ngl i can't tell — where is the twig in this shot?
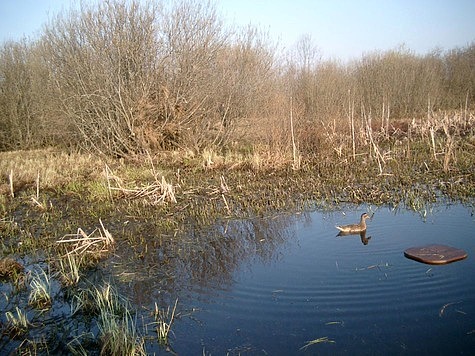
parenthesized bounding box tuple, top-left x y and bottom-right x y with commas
(31, 197, 45, 210)
(430, 127, 436, 160)
(9, 169, 14, 198)
(300, 337, 335, 351)
(439, 301, 462, 317)
(290, 96, 300, 170)
(36, 171, 40, 199)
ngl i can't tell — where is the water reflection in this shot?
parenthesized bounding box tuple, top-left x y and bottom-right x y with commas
(106, 204, 475, 354)
(173, 204, 475, 355)
(337, 229, 372, 245)
(110, 213, 298, 306)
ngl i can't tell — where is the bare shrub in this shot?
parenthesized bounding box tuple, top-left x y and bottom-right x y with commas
(42, 0, 161, 157)
(0, 40, 57, 150)
(0, 0, 473, 161)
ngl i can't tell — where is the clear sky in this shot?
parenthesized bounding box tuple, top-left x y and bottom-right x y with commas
(1, 0, 474, 61)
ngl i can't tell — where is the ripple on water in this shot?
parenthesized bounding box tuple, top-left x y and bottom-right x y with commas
(175, 204, 475, 355)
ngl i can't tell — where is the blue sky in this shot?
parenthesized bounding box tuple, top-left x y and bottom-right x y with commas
(1, 0, 474, 61)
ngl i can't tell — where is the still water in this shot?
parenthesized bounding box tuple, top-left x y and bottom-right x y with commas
(145, 204, 475, 355)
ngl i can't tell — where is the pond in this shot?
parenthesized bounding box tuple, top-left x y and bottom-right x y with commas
(3, 203, 474, 354)
(142, 203, 475, 355)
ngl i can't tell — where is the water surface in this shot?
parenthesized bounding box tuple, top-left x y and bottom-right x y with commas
(161, 204, 475, 355)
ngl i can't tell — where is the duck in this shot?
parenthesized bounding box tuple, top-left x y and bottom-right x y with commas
(335, 213, 370, 233)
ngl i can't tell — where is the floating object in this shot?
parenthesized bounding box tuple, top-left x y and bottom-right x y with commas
(404, 244, 468, 265)
(336, 213, 370, 233)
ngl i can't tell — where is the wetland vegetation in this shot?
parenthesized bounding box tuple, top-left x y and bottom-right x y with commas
(1, 0, 474, 354)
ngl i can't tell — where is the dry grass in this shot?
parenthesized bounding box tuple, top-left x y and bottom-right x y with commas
(0, 148, 105, 196)
(56, 219, 115, 258)
(54, 219, 115, 286)
(0, 111, 473, 220)
(4, 307, 30, 338)
(57, 252, 82, 287)
(300, 336, 336, 351)
(105, 164, 177, 204)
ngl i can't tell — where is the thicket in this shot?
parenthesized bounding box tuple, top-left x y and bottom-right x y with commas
(0, 0, 474, 157)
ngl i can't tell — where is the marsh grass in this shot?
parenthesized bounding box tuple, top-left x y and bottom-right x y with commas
(0, 110, 473, 355)
(28, 268, 52, 310)
(54, 220, 114, 287)
(4, 307, 30, 338)
(99, 311, 147, 356)
(16, 337, 50, 355)
(66, 333, 95, 356)
(57, 252, 81, 287)
(65, 282, 147, 354)
(152, 298, 178, 346)
(106, 164, 177, 205)
(91, 283, 146, 355)
(0, 148, 105, 196)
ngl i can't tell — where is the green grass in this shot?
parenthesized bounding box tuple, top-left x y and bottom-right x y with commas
(28, 268, 53, 310)
(91, 283, 146, 355)
(57, 252, 82, 287)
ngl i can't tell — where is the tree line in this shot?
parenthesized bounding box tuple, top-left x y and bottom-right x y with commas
(1, 0, 474, 156)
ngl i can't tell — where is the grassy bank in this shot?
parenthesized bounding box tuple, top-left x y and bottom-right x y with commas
(1, 112, 474, 354)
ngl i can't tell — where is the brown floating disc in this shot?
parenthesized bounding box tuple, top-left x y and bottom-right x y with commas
(404, 244, 468, 265)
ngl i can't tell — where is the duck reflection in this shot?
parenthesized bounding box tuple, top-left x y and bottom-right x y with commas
(337, 229, 372, 245)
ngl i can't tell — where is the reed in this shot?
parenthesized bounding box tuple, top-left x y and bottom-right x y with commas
(290, 96, 301, 170)
(106, 164, 177, 205)
(56, 219, 114, 259)
(8, 169, 14, 197)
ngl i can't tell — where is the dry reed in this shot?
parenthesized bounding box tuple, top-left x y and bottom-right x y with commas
(56, 219, 114, 258)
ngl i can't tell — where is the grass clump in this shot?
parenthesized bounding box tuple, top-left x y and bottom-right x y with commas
(152, 299, 178, 346)
(56, 219, 114, 258)
(28, 268, 52, 310)
(4, 307, 30, 338)
(92, 283, 146, 355)
(54, 220, 115, 287)
(57, 252, 82, 287)
(68, 282, 147, 355)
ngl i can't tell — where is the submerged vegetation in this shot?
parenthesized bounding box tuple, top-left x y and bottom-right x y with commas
(0, 0, 474, 353)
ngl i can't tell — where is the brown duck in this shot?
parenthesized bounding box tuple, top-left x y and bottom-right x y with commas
(335, 213, 370, 233)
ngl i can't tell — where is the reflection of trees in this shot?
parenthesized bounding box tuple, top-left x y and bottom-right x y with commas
(112, 214, 297, 306)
